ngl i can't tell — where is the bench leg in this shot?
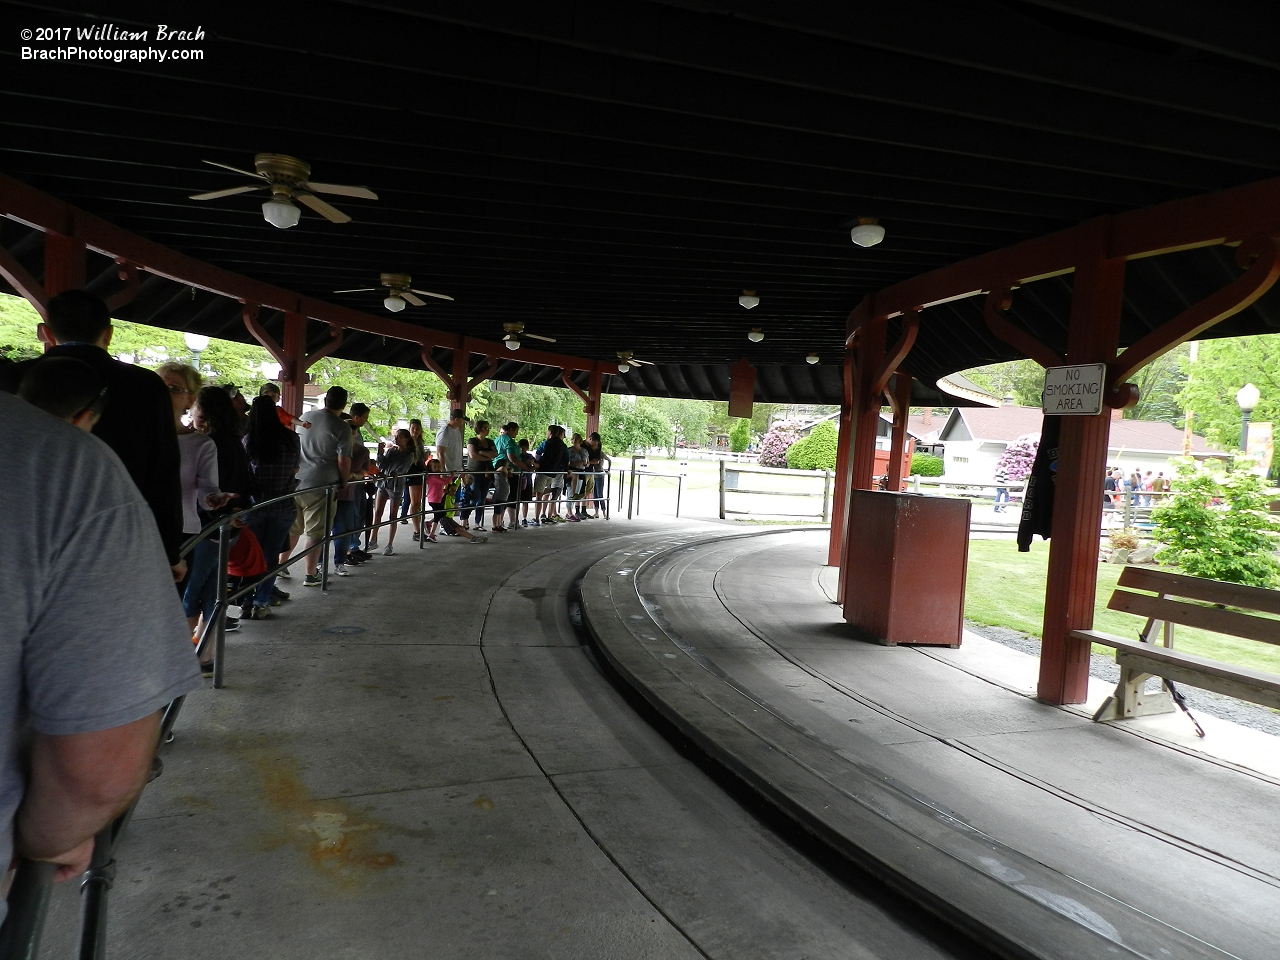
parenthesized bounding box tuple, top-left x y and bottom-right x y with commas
(1092, 666, 1175, 721)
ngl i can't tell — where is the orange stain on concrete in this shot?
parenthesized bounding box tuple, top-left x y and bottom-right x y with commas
(248, 751, 396, 884)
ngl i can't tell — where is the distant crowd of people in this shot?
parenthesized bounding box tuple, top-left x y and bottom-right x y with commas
(1104, 466, 1169, 509)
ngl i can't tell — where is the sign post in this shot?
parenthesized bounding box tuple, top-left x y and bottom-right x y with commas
(1042, 363, 1105, 416)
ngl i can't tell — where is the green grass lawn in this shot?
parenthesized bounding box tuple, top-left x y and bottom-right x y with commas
(965, 540, 1280, 675)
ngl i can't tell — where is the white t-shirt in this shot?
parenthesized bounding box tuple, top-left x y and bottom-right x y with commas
(1, 393, 201, 924)
(435, 423, 464, 473)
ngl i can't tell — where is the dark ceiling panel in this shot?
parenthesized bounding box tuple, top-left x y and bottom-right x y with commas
(2, 1, 1279, 403)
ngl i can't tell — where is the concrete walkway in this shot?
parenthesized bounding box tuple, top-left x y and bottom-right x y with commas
(35, 518, 987, 959)
(588, 529, 1280, 960)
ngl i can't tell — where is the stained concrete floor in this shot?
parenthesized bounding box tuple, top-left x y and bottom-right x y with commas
(35, 518, 987, 959)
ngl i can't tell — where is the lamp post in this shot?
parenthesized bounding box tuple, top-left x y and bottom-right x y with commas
(184, 332, 210, 376)
(1236, 382, 1260, 452)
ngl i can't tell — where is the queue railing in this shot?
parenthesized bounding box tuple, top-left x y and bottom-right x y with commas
(0, 462, 613, 959)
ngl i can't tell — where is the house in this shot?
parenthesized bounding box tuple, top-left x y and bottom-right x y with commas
(937, 404, 1221, 483)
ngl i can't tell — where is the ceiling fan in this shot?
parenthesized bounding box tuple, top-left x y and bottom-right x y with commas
(502, 322, 557, 351)
(333, 273, 454, 313)
(615, 351, 655, 374)
(188, 153, 377, 228)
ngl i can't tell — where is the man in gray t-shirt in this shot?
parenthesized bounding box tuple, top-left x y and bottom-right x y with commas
(1, 392, 200, 925)
(292, 387, 353, 584)
(434, 408, 467, 475)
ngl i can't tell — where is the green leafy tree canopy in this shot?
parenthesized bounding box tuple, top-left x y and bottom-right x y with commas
(728, 418, 751, 452)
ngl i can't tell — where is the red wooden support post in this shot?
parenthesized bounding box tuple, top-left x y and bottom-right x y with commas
(886, 373, 912, 491)
(1038, 244, 1126, 705)
(450, 341, 470, 408)
(826, 345, 855, 567)
(848, 316, 887, 490)
(44, 232, 85, 295)
(586, 363, 603, 436)
(279, 312, 307, 420)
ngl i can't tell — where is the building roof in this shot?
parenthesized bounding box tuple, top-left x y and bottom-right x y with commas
(940, 405, 1211, 453)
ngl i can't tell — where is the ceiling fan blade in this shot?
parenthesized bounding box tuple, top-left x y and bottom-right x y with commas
(296, 192, 352, 223)
(632, 358, 655, 365)
(526, 333, 557, 342)
(400, 291, 426, 307)
(188, 184, 265, 200)
(409, 289, 455, 301)
(201, 159, 267, 179)
(303, 181, 378, 200)
(332, 287, 377, 293)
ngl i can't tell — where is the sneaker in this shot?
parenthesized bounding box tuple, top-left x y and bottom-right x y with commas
(250, 605, 271, 620)
(568, 515, 581, 522)
(367, 539, 379, 550)
(383, 545, 394, 556)
(271, 586, 291, 602)
(521, 519, 529, 527)
(348, 549, 371, 563)
(426, 534, 438, 543)
(469, 535, 489, 544)
(400, 518, 409, 525)
(335, 564, 352, 577)
(412, 532, 420, 541)
(303, 574, 322, 587)
(200, 660, 214, 677)
(224, 617, 240, 632)
(277, 566, 292, 579)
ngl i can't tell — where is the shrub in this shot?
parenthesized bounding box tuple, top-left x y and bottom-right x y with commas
(1151, 457, 1280, 587)
(996, 433, 1039, 481)
(757, 420, 804, 467)
(728, 418, 751, 452)
(911, 452, 944, 477)
(1108, 530, 1139, 551)
(786, 421, 839, 470)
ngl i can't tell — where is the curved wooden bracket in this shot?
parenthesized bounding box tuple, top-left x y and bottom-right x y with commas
(467, 357, 498, 396)
(0, 244, 47, 318)
(302, 324, 344, 371)
(242, 303, 291, 376)
(105, 259, 139, 311)
(1105, 234, 1280, 406)
(872, 310, 919, 396)
(420, 347, 452, 387)
(561, 369, 590, 405)
(984, 289, 1063, 369)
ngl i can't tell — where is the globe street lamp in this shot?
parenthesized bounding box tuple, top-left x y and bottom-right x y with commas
(1236, 382, 1260, 451)
(184, 332, 211, 375)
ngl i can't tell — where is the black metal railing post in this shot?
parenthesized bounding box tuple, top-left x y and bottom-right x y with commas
(212, 522, 232, 690)
(0, 860, 57, 960)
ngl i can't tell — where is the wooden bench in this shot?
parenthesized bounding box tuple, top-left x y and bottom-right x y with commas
(1071, 566, 1280, 724)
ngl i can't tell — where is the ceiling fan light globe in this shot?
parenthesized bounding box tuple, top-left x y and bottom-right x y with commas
(738, 294, 760, 310)
(505, 338, 520, 351)
(262, 198, 301, 229)
(850, 222, 886, 247)
(748, 329, 765, 343)
(617, 362, 630, 374)
(383, 295, 406, 313)
(806, 353, 820, 365)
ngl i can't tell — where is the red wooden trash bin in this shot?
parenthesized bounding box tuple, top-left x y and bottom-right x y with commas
(842, 490, 970, 647)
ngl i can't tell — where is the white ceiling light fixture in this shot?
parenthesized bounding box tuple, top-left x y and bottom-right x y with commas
(334, 273, 455, 312)
(738, 289, 760, 309)
(183, 332, 211, 353)
(617, 362, 631, 373)
(262, 196, 301, 229)
(505, 337, 521, 351)
(850, 216, 886, 248)
(383, 293, 406, 313)
(748, 327, 765, 343)
(616, 350, 654, 372)
(806, 353, 820, 365)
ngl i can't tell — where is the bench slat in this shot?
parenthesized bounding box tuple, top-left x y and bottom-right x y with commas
(1071, 629, 1280, 711)
(1107, 590, 1280, 646)
(1117, 566, 1280, 617)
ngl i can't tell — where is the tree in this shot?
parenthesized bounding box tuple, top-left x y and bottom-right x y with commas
(757, 420, 804, 467)
(962, 359, 1044, 407)
(476, 382, 585, 440)
(309, 357, 447, 438)
(786, 421, 838, 470)
(602, 400, 671, 455)
(1151, 457, 1280, 587)
(728, 418, 751, 452)
(1178, 334, 1280, 450)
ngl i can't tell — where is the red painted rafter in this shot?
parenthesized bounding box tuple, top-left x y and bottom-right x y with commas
(0, 172, 615, 375)
(983, 289, 1064, 370)
(0, 244, 48, 318)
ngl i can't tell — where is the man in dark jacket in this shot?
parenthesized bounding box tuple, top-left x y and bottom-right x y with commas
(1, 290, 186, 578)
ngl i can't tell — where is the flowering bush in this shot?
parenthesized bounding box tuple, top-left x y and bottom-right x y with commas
(996, 433, 1039, 481)
(757, 420, 804, 467)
